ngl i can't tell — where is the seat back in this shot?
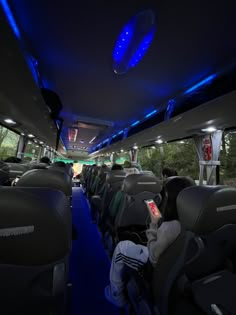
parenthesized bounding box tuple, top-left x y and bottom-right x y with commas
(0, 161, 9, 185)
(16, 169, 72, 197)
(114, 174, 162, 229)
(6, 162, 29, 181)
(160, 176, 196, 221)
(152, 185, 236, 315)
(100, 170, 127, 218)
(0, 186, 71, 313)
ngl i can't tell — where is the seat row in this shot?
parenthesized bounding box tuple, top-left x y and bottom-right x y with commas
(83, 164, 236, 314)
(0, 162, 74, 314)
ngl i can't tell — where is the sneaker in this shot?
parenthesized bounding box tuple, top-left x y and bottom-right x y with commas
(104, 285, 127, 308)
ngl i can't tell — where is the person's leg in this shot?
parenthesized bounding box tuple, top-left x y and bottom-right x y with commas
(105, 240, 149, 307)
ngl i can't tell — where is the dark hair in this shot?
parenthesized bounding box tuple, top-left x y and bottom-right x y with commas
(40, 156, 51, 165)
(162, 167, 178, 178)
(53, 161, 66, 168)
(111, 164, 123, 171)
(4, 156, 22, 163)
(70, 163, 73, 166)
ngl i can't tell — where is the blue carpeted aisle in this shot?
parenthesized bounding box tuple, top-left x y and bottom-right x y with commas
(69, 187, 119, 315)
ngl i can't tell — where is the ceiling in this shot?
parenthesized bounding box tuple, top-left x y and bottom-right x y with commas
(2, 0, 236, 155)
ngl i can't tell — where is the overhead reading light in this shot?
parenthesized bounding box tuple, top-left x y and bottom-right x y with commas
(28, 134, 35, 138)
(155, 139, 163, 144)
(151, 146, 156, 149)
(113, 9, 156, 74)
(145, 109, 157, 119)
(80, 140, 85, 144)
(201, 126, 217, 133)
(39, 141, 44, 145)
(28, 141, 32, 145)
(89, 136, 96, 144)
(21, 133, 25, 136)
(184, 74, 217, 95)
(120, 149, 124, 153)
(179, 141, 185, 144)
(133, 145, 138, 150)
(4, 118, 16, 125)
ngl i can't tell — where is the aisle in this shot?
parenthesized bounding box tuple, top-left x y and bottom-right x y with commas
(69, 187, 119, 315)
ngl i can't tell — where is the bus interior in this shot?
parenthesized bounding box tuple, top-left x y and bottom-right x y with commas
(0, 0, 236, 314)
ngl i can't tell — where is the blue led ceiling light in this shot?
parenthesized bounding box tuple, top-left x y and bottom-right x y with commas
(131, 120, 140, 127)
(145, 109, 157, 119)
(184, 74, 217, 95)
(0, 0, 20, 39)
(113, 9, 156, 74)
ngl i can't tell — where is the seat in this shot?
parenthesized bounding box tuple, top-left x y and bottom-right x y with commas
(111, 174, 162, 244)
(0, 161, 10, 185)
(16, 169, 72, 197)
(152, 185, 236, 315)
(6, 162, 29, 181)
(160, 176, 196, 221)
(0, 186, 72, 314)
(98, 170, 127, 228)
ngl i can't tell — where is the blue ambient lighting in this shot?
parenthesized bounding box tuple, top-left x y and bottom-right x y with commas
(0, 0, 20, 39)
(118, 130, 124, 135)
(131, 120, 140, 127)
(128, 29, 155, 68)
(113, 9, 156, 74)
(113, 25, 133, 64)
(145, 109, 157, 119)
(184, 74, 217, 95)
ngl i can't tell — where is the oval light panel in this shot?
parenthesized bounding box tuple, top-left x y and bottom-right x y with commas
(113, 9, 156, 75)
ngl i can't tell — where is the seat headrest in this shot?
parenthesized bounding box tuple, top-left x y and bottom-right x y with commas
(106, 170, 127, 184)
(16, 169, 72, 196)
(123, 174, 162, 195)
(177, 185, 236, 234)
(162, 176, 196, 221)
(28, 162, 48, 170)
(0, 187, 71, 265)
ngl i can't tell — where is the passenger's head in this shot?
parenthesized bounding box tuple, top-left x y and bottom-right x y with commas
(123, 160, 131, 168)
(162, 167, 178, 178)
(4, 156, 22, 163)
(53, 161, 66, 168)
(40, 156, 51, 165)
(111, 164, 123, 171)
(70, 163, 73, 166)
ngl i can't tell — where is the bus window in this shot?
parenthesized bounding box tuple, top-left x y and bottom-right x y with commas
(24, 141, 41, 162)
(220, 131, 236, 187)
(139, 139, 198, 179)
(0, 125, 20, 160)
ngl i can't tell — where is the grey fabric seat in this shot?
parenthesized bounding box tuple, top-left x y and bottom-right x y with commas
(0, 161, 9, 185)
(0, 186, 72, 314)
(16, 169, 72, 197)
(6, 163, 29, 181)
(126, 185, 236, 315)
(114, 174, 162, 228)
(98, 170, 127, 225)
(152, 185, 236, 315)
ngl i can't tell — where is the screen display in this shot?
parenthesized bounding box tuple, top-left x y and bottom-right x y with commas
(145, 199, 162, 219)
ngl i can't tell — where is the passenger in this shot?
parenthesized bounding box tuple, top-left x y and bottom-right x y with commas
(111, 164, 123, 171)
(123, 160, 140, 175)
(53, 161, 66, 167)
(40, 156, 51, 165)
(162, 167, 178, 178)
(104, 210, 180, 307)
(4, 156, 22, 163)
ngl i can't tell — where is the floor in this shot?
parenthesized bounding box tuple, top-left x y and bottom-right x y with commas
(69, 187, 119, 315)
